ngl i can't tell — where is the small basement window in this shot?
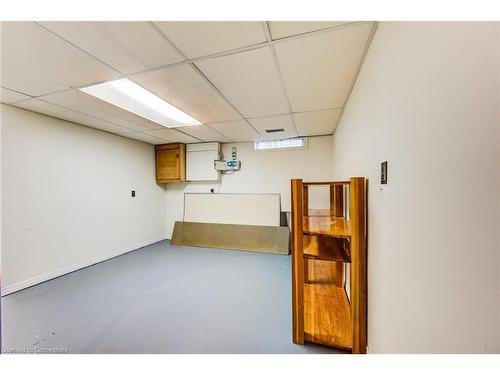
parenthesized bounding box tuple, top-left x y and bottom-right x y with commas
(254, 137, 307, 151)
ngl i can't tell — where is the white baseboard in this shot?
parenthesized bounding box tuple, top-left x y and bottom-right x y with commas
(1, 237, 165, 296)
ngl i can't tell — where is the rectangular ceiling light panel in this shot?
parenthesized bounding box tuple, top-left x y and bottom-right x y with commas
(80, 78, 201, 128)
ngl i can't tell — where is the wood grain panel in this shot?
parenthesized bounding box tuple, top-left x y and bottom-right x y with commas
(303, 235, 350, 263)
(156, 143, 186, 183)
(303, 216, 351, 238)
(303, 185, 309, 214)
(349, 177, 367, 354)
(304, 282, 352, 350)
(291, 179, 305, 344)
(290, 176, 366, 353)
(332, 184, 344, 217)
(303, 181, 350, 186)
(304, 260, 351, 350)
(306, 259, 344, 286)
(170, 221, 289, 255)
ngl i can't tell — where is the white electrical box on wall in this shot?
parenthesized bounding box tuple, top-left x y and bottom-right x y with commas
(186, 142, 221, 181)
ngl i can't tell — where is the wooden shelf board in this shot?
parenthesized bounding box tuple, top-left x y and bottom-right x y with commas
(303, 235, 351, 263)
(303, 216, 351, 238)
(307, 209, 333, 217)
(304, 283, 352, 350)
(303, 181, 350, 186)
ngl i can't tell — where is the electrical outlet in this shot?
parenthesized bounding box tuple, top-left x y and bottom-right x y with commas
(131, 190, 136, 197)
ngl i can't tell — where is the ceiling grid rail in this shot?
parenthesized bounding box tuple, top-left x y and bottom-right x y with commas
(37, 97, 200, 142)
(261, 21, 299, 136)
(29, 22, 205, 143)
(148, 21, 260, 141)
(128, 21, 367, 78)
(34, 22, 125, 76)
(4, 21, 370, 103)
(2, 21, 377, 144)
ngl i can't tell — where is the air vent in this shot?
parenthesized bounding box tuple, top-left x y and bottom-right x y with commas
(265, 128, 285, 133)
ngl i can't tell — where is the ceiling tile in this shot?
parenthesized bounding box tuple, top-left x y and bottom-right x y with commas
(275, 22, 373, 112)
(208, 120, 260, 142)
(1, 87, 31, 104)
(247, 114, 298, 140)
(117, 132, 166, 145)
(139, 128, 200, 143)
(131, 64, 242, 124)
(268, 21, 351, 40)
(196, 47, 290, 118)
(154, 21, 266, 58)
(178, 124, 232, 143)
(40, 89, 165, 132)
(293, 108, 342, 136)
(0, 22, 120, 96)
(39, 21, 184, 75)
(13, 98, 133, 134)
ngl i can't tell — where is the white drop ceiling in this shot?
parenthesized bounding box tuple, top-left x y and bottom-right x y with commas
(38, 22, 185, 75)
(153, 22, 267, 58)
(196, 47, 291, 118)
(1, 87, 31, 104)
(268, 21, 351, 39)
(293, 108, 343, 136)
(248, 114, 298, 140)
(1, 21, 376, 145)
(130, 64, 242, 124)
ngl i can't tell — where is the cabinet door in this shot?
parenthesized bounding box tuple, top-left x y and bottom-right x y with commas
(157, 147, 180, 181)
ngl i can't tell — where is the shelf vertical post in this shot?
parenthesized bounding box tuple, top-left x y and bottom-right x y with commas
(349, 177, 367, 354)
(331, 184, 344, 217)
(291, 179, 305, 344)
(303, 185, 309, 216)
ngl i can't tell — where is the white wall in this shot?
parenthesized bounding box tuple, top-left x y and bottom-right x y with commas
(165, 136, 333, 238)
(331, 22, 500, 353)
(1, 105, 166, 294)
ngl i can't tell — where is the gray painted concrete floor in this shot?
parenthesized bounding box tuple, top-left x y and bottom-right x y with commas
(1, 240, 343, 354)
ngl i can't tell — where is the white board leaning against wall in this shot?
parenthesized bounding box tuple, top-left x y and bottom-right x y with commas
(183, 193, 281, 227)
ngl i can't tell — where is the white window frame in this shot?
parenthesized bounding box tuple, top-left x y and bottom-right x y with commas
(254, 137, 308, 152)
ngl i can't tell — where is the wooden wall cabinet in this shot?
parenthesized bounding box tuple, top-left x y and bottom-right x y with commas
(155, 143, 186, 183)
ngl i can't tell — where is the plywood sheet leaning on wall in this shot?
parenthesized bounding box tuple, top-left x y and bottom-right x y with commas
(170, 221, 290, 255)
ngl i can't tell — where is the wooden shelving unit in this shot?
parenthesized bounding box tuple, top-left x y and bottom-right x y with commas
(291, 177, 367, 353)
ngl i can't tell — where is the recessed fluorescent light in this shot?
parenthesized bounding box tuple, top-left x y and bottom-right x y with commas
(80, 78, 201, 128)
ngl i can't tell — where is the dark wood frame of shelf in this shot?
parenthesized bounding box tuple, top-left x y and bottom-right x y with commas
(291, 177, 367, 354)
(303, 234, 351, 263)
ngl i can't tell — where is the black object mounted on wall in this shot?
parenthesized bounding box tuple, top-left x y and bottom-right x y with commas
(381, 161, 388, 184)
